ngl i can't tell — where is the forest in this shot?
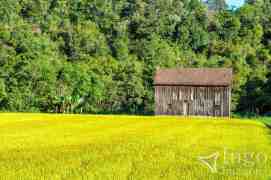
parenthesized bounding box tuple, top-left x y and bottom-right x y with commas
(0, 0, 270, 115)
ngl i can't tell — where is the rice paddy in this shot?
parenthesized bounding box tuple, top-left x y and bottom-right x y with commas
(0, 113, 270, 179)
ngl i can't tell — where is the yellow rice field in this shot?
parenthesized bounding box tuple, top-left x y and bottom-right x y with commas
(0, 113, 270, 179)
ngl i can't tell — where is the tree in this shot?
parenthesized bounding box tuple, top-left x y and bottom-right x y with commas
(0, 0, 271, 115)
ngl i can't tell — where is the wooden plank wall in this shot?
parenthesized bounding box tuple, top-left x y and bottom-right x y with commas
(155, 86, 230, 117)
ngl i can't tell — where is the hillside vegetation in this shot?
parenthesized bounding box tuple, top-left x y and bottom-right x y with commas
(0, 114, 270, 179)
(0, 1, 271, 114)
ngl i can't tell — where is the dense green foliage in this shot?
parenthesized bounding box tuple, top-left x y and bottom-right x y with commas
(0, 0, 271, 114)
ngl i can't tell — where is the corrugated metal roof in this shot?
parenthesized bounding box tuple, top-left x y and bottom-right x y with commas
(154, 68, 232, 86)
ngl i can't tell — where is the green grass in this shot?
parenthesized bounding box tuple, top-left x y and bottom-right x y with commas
(256, 117, 271, 126)
(0, 113, 270, 180)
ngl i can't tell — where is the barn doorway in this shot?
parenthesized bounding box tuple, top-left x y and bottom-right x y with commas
(167, 103, 173, 115)
(183, 101, 188, 116)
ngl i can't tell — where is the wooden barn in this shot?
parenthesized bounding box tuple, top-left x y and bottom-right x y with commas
(154, 68, 232, 117)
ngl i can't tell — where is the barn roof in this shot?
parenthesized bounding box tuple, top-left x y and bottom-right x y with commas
(154, 68, 232, 86)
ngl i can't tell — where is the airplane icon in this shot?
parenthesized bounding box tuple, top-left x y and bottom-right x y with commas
(198, 152, 219, 173)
